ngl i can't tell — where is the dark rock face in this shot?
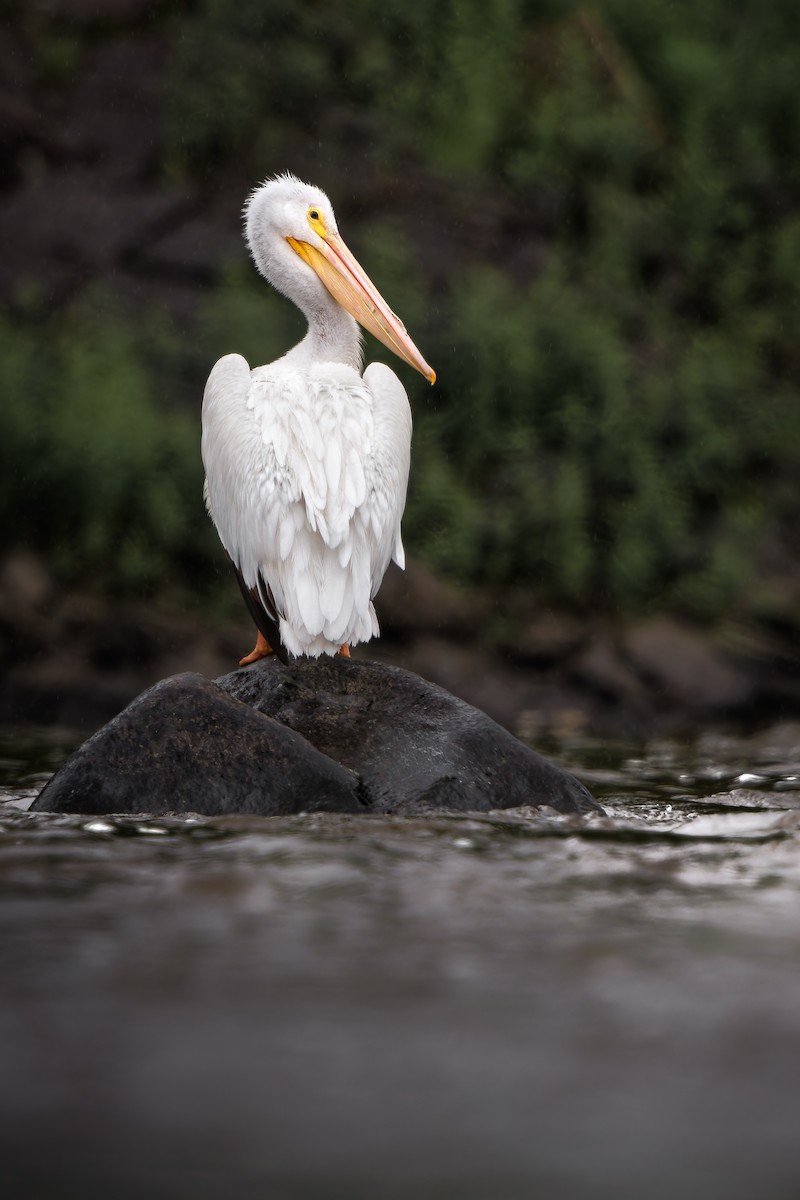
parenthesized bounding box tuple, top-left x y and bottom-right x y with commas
(622, 618, 753, 710)
(31, 673, 364, 818)
(219, 657, 597, 815)
(33, 659, 598, 818)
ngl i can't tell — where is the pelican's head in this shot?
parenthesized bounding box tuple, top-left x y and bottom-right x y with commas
(245, 173, 435, 384)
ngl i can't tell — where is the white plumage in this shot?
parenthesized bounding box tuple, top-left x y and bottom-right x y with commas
(201, 174, 434, 662)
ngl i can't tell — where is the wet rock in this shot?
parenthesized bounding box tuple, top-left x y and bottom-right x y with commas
(379, 635, 539, 732)
(33, 660, 598, 818)
(218, 656, 598, 816)
(32, 673, 364, 817)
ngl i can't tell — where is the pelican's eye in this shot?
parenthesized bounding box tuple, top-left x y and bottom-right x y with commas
(307, 207, 327, 237)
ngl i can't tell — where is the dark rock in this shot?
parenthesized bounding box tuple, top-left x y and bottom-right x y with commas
(511, 612, 588, 666)
(0, 650, 144, 731)
(33, 660, 598, 818)
(378, 636, 540, 733)
(0, 551, 53, 617)
(376, 560, 476, 637)
(622, 618, 753, 711)
(571, 632, 650, 705)
(218, 657, 598, 816)
(31, 673, 364, 817)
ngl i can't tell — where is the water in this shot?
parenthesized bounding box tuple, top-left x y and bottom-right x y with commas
(3, 722, 800, 1199)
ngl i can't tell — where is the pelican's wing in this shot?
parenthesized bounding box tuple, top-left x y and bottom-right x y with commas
(203, 356, 412, 657)
(362, 361, 413, 595)
(201, 353, 290, 661)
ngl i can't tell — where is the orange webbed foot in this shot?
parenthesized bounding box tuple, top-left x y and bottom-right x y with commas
(239, 631, 275, 667)
(338, 643, 351, 658)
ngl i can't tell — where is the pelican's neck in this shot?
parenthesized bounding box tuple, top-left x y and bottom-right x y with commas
(298, 298, 362, 371)
(277, 285, 362, 374)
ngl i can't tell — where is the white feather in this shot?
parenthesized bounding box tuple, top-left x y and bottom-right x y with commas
(202, 353, 412, 657)
(201, 176, 416, 658)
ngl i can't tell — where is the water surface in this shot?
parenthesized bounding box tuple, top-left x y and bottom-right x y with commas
(3, 723, 800, 1199)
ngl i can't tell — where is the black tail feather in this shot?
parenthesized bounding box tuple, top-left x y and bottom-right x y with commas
(227, 553, 289, 664)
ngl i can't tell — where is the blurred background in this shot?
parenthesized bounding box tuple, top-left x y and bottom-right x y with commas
(1, 0, 799, 733)
(5, 10, 800, 1200)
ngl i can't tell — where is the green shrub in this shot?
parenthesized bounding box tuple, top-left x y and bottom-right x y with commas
(0, 302, 213, 598)
(3, 0, 799, 626)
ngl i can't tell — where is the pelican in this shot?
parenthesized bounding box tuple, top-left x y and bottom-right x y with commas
(201, 174, 435, 665)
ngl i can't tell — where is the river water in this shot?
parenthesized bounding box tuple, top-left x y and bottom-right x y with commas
(3, 722, 800, 1199)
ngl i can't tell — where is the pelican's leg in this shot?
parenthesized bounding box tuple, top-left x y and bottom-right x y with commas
(338, 644, 351, 658)
(239, 631, 274, 667)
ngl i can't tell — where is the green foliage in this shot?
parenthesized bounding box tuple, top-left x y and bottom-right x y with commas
(199, 265, 305, 375)
(3, 0, 800, 623)
(0, 301, 214, 597)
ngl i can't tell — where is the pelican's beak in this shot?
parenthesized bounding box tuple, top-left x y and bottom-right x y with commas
(287, 233, 436, 384)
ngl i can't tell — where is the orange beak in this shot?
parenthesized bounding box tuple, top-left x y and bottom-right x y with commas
(287, 232, 436, 384)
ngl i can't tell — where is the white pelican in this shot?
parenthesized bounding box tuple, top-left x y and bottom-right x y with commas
(201, 174, 435, 665)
